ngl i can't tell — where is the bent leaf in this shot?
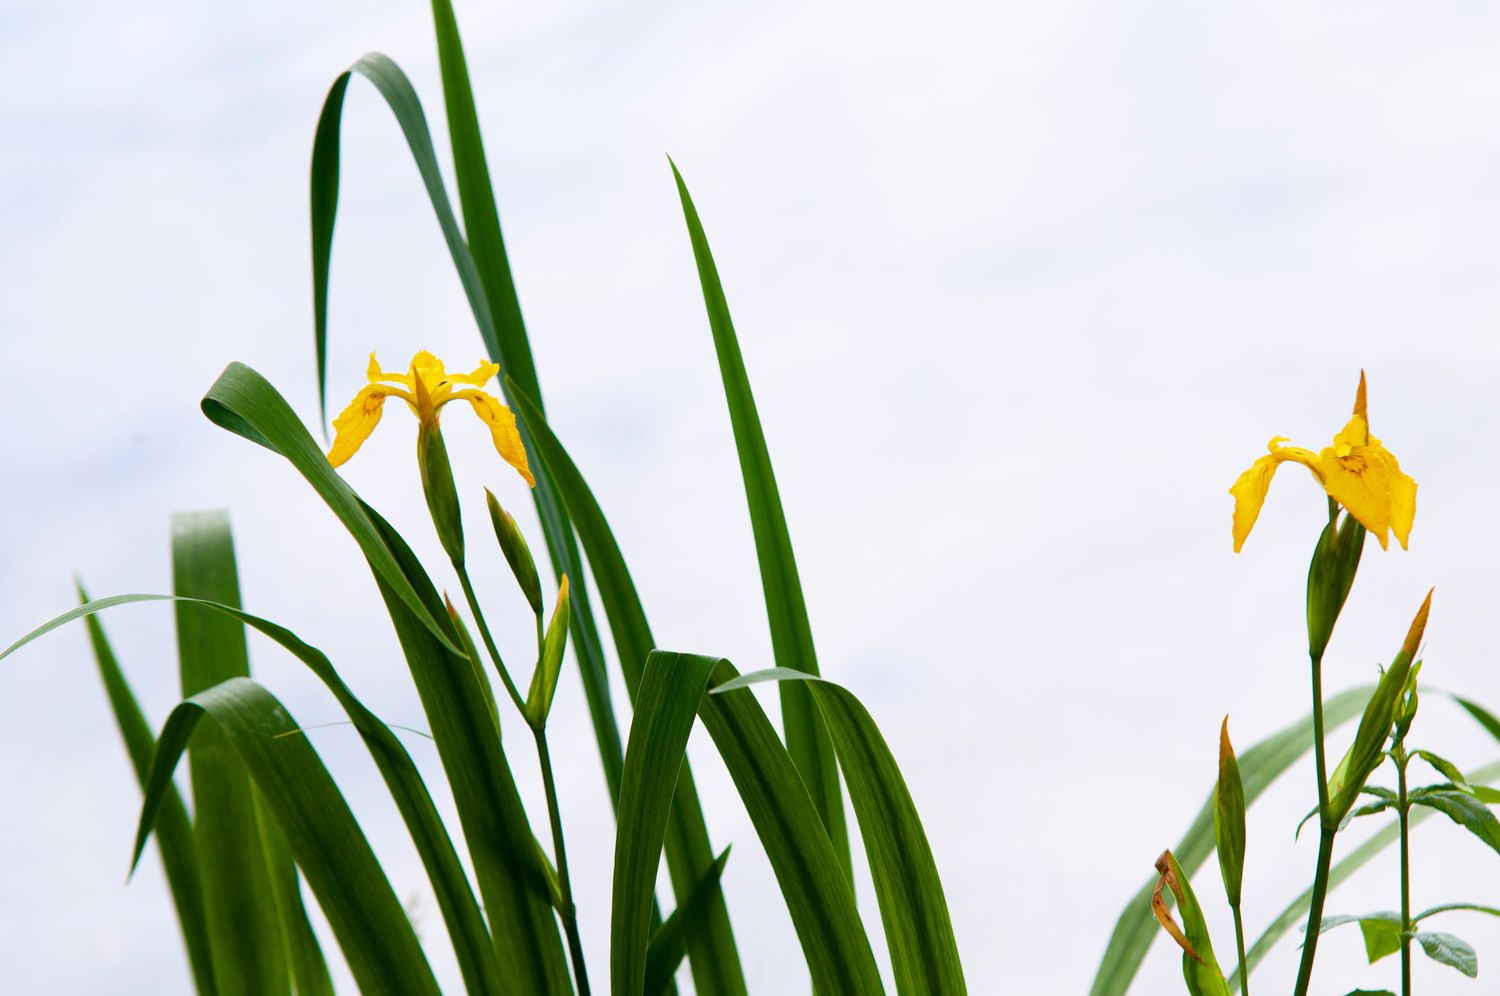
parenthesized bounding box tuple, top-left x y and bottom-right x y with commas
(5, 592, 505, 996)
(171, 512, 290, 996)
(712, 667, 966, 993)
(1152, 850, 1230, 996)
(611, 652, 722, 996)
(199, 362, 460, 655)
(76, 587, 217, 996)
(694, 655, 885, 994)
(309, 43, 627, 813)
(133, 678, 441, 996)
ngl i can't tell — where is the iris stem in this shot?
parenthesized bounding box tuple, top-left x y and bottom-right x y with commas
(536, 727, 590, 996)
(1292, 651, 1334, 996)
(454, 551, 589, 992)
(454, 561, 527, 715)
(1230, 900, 1254, 996)
(1397, 749, 1412, 996)
(1232, 903, 1249, 996)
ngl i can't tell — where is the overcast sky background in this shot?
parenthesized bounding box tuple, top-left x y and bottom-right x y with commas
(6, 0, 1500, 992)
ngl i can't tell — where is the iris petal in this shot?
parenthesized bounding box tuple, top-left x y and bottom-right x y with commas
(328, 385, 390, 467)
(453, 389, 535, 487)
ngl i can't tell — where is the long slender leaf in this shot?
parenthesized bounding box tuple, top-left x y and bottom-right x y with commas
(644, 849, 733, 996)
(1090, 684, 1375, 996)
(132, 678, 441, 996)
(805, 681, 964, 993)
(670, 161, 850, 880)
(256, 805, 336, 996)
(362, 502, 573, 996)
(4, 592, 506, 996)
(308, 45, 627, 806)
(513, 380, 745, 995)
(713, 669, 966, 994)
(76, 587, 217, 996)
(694, 654, 885, 994)
(612, 652, 722, 996)
(198, 362, 460, 655)
(171, 511, 289, 996)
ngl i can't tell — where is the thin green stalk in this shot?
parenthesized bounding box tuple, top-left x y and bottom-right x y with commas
(457, 552, 590, 994)
(454, 563, 526, 714)
(1292, 653, 1334, 996)
(1397, 752, 1412, 996)
(535, 729, 590, 996)
(1232, 905, 1249, 996)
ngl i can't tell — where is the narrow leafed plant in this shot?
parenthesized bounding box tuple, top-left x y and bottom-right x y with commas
(1097, 375, 1500, 995)
(1, 2, 969, 994)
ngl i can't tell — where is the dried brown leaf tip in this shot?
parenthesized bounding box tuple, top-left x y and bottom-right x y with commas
(1151, 850, 1204, 964)
(1219, 716, 1233, 768)
(1400, 588, 1434, 661)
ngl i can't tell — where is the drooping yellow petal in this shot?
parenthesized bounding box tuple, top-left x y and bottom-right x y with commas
(445, 359, 500, 388)
(328, 385, 392, 467)
(1388, 455, 1417, 550)
(453, 389, 536, 487)
(1229, 439, 1323, 552)
(1229, 372, 1417, 554)
(1230, 453, 1279, 554)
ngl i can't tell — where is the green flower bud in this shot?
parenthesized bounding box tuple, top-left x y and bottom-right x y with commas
(486, 489, 543, 616)
(525, 576, 571, 728)
(418, 422, 465, 565)
(1306, 509, 1365, 660)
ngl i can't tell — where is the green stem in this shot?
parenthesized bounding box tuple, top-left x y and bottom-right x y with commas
(535, 728, 590, 996)
(1293, 828, 1336, 996)
(1398, 753, 1412, 996)
(1232, 903, 1249, 996)
(454, 561, 526, 715)
(1292, 653, 1334, 996)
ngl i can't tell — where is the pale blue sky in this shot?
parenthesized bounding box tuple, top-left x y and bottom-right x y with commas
(6, 0, 1500, 992)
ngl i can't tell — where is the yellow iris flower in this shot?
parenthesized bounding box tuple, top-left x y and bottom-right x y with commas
(1230, 373, 1415, 553)
(327, 350, 535, 487)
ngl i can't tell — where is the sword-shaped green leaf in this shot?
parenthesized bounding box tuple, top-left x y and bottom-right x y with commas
(76, 587, 217, 996)
(134, 678, 441, 996)
(171, 512, 289, 996)
(669, 162, 850, 881)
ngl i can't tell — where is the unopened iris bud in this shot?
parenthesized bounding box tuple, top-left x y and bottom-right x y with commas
(1306, 510, 1365, 660)
(419, 422, 465, 565)
(525, 576, 571, 728)
(486, 489, 543, 616)
(1214, 718, 1246, 909)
